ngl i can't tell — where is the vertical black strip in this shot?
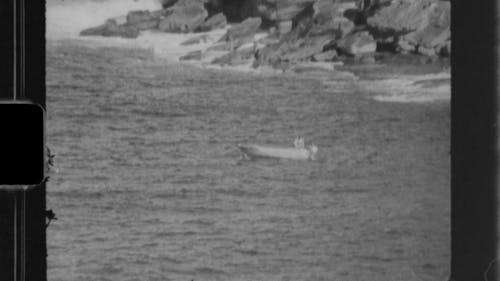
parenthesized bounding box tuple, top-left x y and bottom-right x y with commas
(25, 0, 45, 108)
(451, 0, 498, 280)
(0, 0, 14, 100)
(24, 0, 47, 280)
(0, 0, 16, 279)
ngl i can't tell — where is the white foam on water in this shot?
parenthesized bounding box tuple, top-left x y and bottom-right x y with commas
(46, 0, 162, 39)
(140, 28, 230, 61)
(369, 72, 451, 103)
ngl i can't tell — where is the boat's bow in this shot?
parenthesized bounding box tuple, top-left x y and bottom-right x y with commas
(237, 143, 318, 160)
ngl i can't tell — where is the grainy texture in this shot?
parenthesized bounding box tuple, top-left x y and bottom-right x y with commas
(46, 41, 450, 281)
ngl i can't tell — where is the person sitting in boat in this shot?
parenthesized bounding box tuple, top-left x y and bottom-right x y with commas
(294, 136, 305, 149)
(307, 144, 318, 160)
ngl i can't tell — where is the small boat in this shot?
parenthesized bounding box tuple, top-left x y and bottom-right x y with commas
(237, 143, 318, 160)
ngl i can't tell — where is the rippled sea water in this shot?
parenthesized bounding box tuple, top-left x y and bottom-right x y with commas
(46, 40, 450, 281)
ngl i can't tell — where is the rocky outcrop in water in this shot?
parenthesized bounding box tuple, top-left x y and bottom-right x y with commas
(337, 31, 377, 55)
(179, 50, 203, 60)
(367, 0, 450, 56)
(158, 0, 209, 32)
(253, 0, 360, 67)
(212, 17, 262, 51)
(211, 46, 257, 66)
(240, 0, 316, 23)
(80, 18, 141, 38)
(81, 0, 451, 66)
(196, 13, 228, 31)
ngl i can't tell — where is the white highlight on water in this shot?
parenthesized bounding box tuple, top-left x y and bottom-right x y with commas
(370, 72, 451, 103)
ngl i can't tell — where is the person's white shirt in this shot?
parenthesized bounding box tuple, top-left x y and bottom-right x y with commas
(294, 137, 305, 149)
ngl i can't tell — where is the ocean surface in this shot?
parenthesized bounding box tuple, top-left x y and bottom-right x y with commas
(46, 1, 450, 281)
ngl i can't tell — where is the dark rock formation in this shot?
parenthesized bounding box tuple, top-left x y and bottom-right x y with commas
(80, 0, 450, 61)
(158, 0, 179, 8)
(216, 17, 262, 50)
(196, 13, 228, 32)
(358, 53, 376, 63)
(313, 49, 338, 61)
(80, 18, 140, 38)
(367, 0, 434, 33)
(179, 50, 203, 60)
(311, 0, 356, 37)
(254, 1, 359, 67)
(211, 46, 256, 65)
(254, 14, 313, 67)
(158, 0, 209, 32)
(126, 10, 162, 30)
(280, 35, 334, 61)
(241, 0, 316, 24)
(313, 0, 350, 23)
(276, 0, 316, 21)
(180, 34, 211, 45)
(337, 31, 376, 55)
(367, 0, 450, 55)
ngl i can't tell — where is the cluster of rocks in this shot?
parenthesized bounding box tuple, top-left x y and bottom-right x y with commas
(81, 0, 451, 68)
(80, 0, 228, 38)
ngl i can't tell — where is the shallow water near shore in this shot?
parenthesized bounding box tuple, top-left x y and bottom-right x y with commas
(46, 39, 450, 281)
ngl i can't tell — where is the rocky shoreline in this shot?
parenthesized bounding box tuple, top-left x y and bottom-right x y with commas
(80, 0, 450, 72)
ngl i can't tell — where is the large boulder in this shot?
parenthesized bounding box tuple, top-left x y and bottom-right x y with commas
(278, 20, 293, 34)
(158, 0, 220, 8)
(126, 10, 162, 30)
(309, 16, 355, 38)
(216, 17, 262, 50)
(336, 31, 377, 55)
(242, 0, 316, 22)
(80, 19, 140, 38)
(158, 0, 208, 32)
(356, 0, 392, 11)
(367, 0, 438, 34)
(313, 49, 338, 61)
(179, 50, 203, 60)
(180, 34, 211, 45)
(367, 0, 450, 56)
(276, 0, 316, 21)
(196, 13, 227, 32)
(280, 35, 334, 61)
(309, 0, 356, 38)
(254, 15, 313, 66)
(158, 0, 179, 8)
(313, 0, 356, 24)
(401, 1, 450, 48)
(254, 14, 340, 67)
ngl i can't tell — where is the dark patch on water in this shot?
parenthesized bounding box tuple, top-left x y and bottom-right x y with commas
(195, 267, 227, 275)
(354, 255, 397, 263)
(325, 187, 371, 194)
(154, 231, 198, 238)
(50, 190, 104, 199)
(235, 249, 260, 256)
(213, 187, 269, 199)
(182, 219, 216, 226)
(158, 255, 185, 264)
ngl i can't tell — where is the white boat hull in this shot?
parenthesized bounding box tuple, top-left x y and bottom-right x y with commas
(237, 144, 317, 160)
